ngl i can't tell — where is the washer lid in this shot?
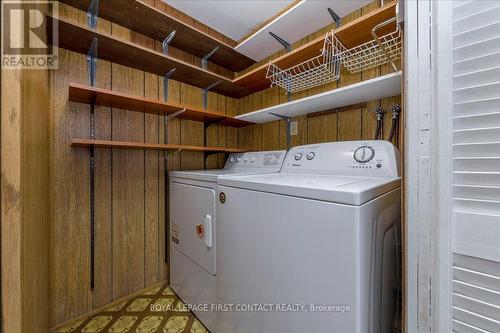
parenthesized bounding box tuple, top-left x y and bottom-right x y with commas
(170, 169, 281, 183)
(218, 173, 401, 205)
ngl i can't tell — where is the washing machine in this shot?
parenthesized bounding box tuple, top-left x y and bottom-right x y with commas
(169, 150, 287, 332)
(216, 141, 401, 333)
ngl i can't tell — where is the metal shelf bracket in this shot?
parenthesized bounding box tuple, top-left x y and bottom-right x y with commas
(269, 32, 291, 52)
(87, 0, 99, 28)
(163, 68, 176, 103)
(202, 46, 220, 69)
(167, 108, 186, 120)
(328, 8, 341, 28)
(269, 112, 292, 150)
(162, 30, 176, 55)
(87, 38, 98, 87)
(202, 81, 222, 110)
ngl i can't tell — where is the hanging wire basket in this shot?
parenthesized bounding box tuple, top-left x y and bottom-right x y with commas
(334, 15, 402, 73)
(266, 31, 341, 94)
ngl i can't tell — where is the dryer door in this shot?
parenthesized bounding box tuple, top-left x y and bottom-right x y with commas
(171, 182, 216, 275)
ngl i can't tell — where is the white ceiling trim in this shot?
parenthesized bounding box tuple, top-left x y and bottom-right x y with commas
(237, 0, 305, 47)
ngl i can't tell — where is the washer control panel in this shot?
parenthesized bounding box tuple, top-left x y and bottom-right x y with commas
(282, 141, 400, 177)
(224, 150, 287, 170)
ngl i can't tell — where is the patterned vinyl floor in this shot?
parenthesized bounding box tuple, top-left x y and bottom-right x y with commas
(53, 282, 208, 333)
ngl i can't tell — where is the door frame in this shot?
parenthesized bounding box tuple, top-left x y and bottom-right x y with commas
(404, 0, 453, 332)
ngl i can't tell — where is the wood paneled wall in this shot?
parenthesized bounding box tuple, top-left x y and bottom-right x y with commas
(1, 3, 51, 333)
(49, 2, 238, 328)
(237, 1, 402, 151)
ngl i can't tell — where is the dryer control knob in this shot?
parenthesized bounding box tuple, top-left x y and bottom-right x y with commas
(251, 157, 257, 163)
(294, 153, 303, 161)
(306, 152, 315, 160)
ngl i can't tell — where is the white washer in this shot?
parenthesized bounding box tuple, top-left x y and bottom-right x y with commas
(217, 141, 401, 333)
(169, 150, 287, 332)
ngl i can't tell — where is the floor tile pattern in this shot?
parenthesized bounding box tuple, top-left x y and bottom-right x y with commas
(53, 283, 208, 333)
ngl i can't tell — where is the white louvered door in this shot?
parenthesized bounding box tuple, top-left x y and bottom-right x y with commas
(451, 1, 500, 332)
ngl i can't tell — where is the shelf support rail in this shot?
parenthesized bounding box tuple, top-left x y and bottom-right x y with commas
(162, 30, 176, 55)
(201, 46, 220, 69)
(162, 68, 178, 265)
(269, 112, 292, 150)
(202, 81, 222, 110)
(162, 68, 176, 102)
(86, 37, 98, 291)
(87, 0, 99, 28)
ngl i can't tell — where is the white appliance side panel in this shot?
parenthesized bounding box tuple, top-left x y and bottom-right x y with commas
(359, 189, 401, 333)
(170, 182, 216, 275)
(216, 186, 361, 333)
(170, 248, 217, 332)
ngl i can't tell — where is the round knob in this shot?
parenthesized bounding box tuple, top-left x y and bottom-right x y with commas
(353, 146, 375, 163)
(294, 153, 303, 161)
(230, 156, 235, 162)
(251, 157, 257, 163)
(306, 152, 315, 160)
(268, 156, 276, 163)
(236, 157, 242, 162)
(243, 157, 248, 163)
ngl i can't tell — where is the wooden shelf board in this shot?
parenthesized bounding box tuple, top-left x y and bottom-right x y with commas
(49, 16, 251, 98)
(71, 139, 247, 153)
(335, 1, 398, 48)
(57, 0, 255, 71)
(234, 36, 325, 91)
(68, 83, 252, 128)
(233, 2, 398, 93)
(236, 71, 402, 123)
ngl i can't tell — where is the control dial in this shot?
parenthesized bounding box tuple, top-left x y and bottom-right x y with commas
(353, 146, 375, 163)
(306, 152, 315, 160)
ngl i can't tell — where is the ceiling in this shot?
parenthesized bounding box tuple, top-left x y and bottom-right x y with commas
(164, 0, 295, 41)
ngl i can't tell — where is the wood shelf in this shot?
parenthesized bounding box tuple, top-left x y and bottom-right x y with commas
(71, 139, 246, 153)
(58, 0, 255, 72)
(68, 83, 252, 128)
(234, 35, 326, 92)
(233, 2, 398, 93)
(49, 16, 251, 98)
(236, 71, 402, 123)
(334, 1, 397, 48)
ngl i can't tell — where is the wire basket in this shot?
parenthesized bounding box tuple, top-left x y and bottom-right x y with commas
(334, 17, 402, 73)
(266, 31, 341, 94)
